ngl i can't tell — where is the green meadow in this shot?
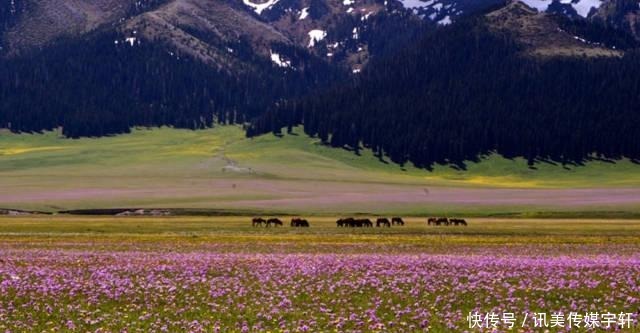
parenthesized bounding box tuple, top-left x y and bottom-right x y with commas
(1, 126, 639, 214)
(1, 216, 640, 248)
(2, 215, 639, 332)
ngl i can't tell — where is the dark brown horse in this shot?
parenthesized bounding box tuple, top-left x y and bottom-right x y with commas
(391, 217, 405, 226)
(435, 217, 449, 226)
(450, 218, 467, 226)
(337, 218, 353, 227)
(428, 217, 449, 226)
(376, 218, 391, 227)
(291, 218, 310, 227)
(337, 218, 372, 227)
(359, 219, 373, 227)
(266, 218, 283, 227)
(252, 217, 266, 227)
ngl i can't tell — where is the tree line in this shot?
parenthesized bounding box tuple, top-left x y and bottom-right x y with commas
(0, 30, 343, 137)
(247, 17, 640, 167)
(0, 9, 427, 138)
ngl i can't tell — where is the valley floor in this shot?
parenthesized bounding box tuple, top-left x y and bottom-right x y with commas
(1, 126, 640, 215)
(0, 216, 639, 332)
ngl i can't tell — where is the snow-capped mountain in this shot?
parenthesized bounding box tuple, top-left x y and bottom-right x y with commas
(2, 0, 629, 71)
(2, 0, 639, 138)
(233, 0, 505, 71)
(518, 0, 604, 17)
(395, 0, 503, 23)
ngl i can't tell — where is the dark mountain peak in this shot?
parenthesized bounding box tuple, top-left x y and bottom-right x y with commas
(487, 0, 623, 57)
(2, 0, 137, 56)
(592, 0, 640, 40)
(502, 0, 539, 15)
(121, 0, 292, 71)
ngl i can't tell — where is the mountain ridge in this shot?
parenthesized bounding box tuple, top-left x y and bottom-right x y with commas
(2, 0, 640, 166)
(247, 7, 640, 166)
(487, 1, 623, 57)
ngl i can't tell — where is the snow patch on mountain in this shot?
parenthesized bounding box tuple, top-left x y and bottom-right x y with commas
(299, 7, 309, 20)
(438, 15, 451, 25)
(270, 51, 291, 68)
(242, 0, 281, 14)
(571, 0, 603, 17)
(519, 0, 548, 11)
(396, 0, 603, 22)
(396, 0, 462, 24)
(399, 0, 435, 10)
(308, 30, 327, 47)
(519, 0, 603, 17)
(125, 37, 138, 46)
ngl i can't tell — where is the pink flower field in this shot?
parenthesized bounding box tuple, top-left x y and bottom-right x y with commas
(1, 246, 639, 332)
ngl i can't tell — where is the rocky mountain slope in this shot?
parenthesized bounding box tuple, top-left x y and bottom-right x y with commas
(121, 0, 291, 72)
(487, 1, 623, 57)
(0, 0, 503, 67)
(247, 1, 640, 166)
(0, 0, 158, 55)
(1, 0, 640, 142)
(4, 0, 634, 66)
(592, 0, 640, 39)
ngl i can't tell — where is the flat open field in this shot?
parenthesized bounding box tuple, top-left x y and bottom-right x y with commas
(0, 216, 639, 332)
(2, 215, 640, 247)
(3, 127, 639, 331)
(2, 126, 640, 215)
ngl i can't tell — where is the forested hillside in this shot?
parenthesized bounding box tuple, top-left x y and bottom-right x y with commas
(0, 0, 437, 137)
(247, 14, 640, 167)
(0, 31, 343, 137)
(3, 0, 640, 167)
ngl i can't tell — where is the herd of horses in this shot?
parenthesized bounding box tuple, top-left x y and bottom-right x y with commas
(336, 217, 404, 228)
(252, 216, 468, 227)
(252, 217, 309, 227)
(427, 217, 467, 226)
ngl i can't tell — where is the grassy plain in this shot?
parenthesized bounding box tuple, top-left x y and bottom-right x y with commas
(0, 216, 639, 332)
(1, 126, 640, 214)
(1, 216, 640, 250)
(3, 126, 639, 331)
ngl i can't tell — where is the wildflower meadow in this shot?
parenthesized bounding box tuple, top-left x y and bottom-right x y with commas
(0, 216, 638, 332)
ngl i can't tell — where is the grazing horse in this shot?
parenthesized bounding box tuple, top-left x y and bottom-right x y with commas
(266, 218, 283, 227)
(337, 218, 353, 227)
(291, 218, 310, 227)
(359, 219, 374, 227)
(391, 217, 405, 226)
(338, 218, 372, 228)
(376, 218, 391, 227)
(435, 217, 449, 226)
(349, 219, 371, 227)
(427, 217, 437, 225)
(347, 218, 359, 227)
(252, 217, 266, 227)
(450, 218, 467, 226)
(361, 219, 373, 227)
